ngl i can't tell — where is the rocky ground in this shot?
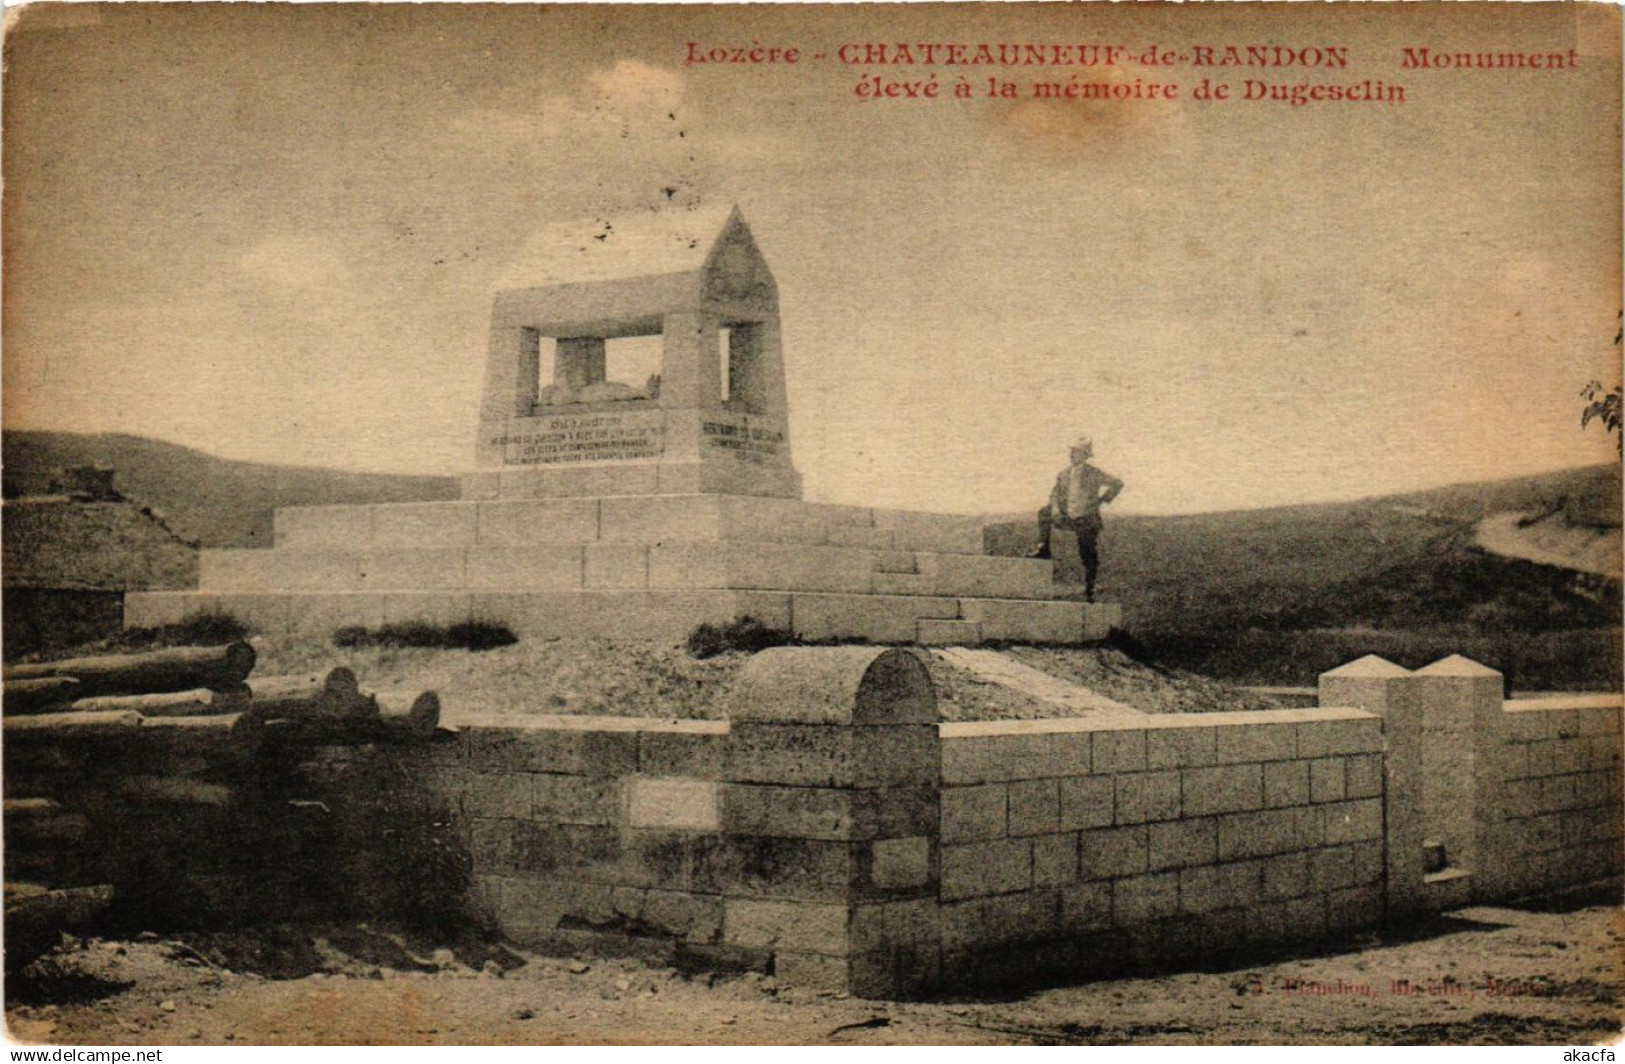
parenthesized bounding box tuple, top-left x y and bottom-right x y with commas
(8, 896, 1621, 1046)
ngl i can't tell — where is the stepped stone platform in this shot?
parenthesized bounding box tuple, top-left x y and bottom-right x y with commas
(128, 206, 1120, 646)
(124, 493, 1120, 644)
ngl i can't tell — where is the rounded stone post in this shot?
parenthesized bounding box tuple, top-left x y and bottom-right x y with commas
(724, 647, 942, 997)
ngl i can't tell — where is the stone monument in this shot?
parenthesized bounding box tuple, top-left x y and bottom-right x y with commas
(126, 206, 1121, 645)
(470, 205, 798, 502)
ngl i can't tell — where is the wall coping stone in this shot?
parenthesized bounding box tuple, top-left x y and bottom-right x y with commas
(447, 713, 730, 735)
(1503, 695, 1623, 712)
(939, 707, 1378, 738)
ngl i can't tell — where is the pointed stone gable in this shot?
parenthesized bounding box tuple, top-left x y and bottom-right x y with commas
(1321, 654, 1412, 678)
(1415, 654, 1503, 678)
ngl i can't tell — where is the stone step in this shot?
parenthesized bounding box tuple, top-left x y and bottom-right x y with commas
(273, 495, 986, 556)
(199, 541, 1055, 600)
(461, 460, 801, 504)
(917, 554, 1052, 599)
(873, 552, 921, 575)
(127, 590, 1120, 648)
(873, 572, 935, 595)
(916, 619, 983, 646)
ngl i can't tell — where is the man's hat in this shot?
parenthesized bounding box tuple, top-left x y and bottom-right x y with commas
(1071, 436, 1094, 451)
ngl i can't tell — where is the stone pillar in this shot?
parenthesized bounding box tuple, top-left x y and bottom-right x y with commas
(725, 319, 790, 421)
(758, 317, 791, 422)
(1321, 653, 1509, 921)
(555, 338, 606, 392)
(658, 312, 721, 411)
(475, 324, 542, 466)
(1414, 655, 1509, 903)
(479, 324, 541, 421)
(723, 647, 942, 998)
(1319, 655, 1427, 921)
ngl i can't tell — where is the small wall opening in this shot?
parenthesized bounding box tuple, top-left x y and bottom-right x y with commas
(722, 322, 765, 413)
(521, 330, 555, 413)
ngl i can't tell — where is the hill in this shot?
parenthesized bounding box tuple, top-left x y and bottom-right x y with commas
(985, 465, 1621, 687)
(5, 432, 1616, 687)
(2, 431, 458, 548)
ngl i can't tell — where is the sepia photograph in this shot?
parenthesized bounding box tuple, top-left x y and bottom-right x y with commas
(2, 0, 1621, 1047)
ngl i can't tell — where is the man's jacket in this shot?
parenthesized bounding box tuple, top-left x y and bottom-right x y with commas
(1048, 463, 1123, 532)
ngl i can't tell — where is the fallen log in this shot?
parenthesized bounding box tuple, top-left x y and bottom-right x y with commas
(259, 706, 383, 746)
(2, 798, 64, 819)
(4, 812, 89, 844)
(4, 710, 144, 741)
(4, 642, 256, 697)
(374, 689, 441, 743)
(116, 776, 233, 808)
(3, 677, 82, 714)
(3, 852, 60, 880)
(3, 883, 110, 920)
(72, 686, 251, 718)
(131, 713, 265, 761)
(249, 668, 375, 722)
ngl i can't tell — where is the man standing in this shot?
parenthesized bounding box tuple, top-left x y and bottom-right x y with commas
(1038, 436, 1123, 602)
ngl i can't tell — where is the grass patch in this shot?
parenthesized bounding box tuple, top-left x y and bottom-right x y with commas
(101, 610, 251, 651)
(6, 609, 251, 663)
(686, 615, 793, 659)
(1136, 626, 1623, 691)
(331, 620, 517, 652)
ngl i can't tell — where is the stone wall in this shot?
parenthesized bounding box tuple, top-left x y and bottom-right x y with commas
(935, 710, 1386, 983)
(1497, 696, 1623, 899)
(359, 647, 1619, 999)
(1322, 656, 1623, 915)
(416, 714, 746, 969)
(397, 649, 944, 996)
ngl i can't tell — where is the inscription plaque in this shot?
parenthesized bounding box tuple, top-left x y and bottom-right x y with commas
(486, 411, 666, 466)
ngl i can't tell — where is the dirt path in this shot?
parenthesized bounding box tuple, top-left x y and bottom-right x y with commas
(932, 647, 1141, 716)
(9, 900, 1621, 1046)
(1474, 512, 1621, 579)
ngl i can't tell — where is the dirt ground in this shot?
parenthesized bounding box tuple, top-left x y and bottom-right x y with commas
(245, 635, 1281, 723)
(8, 897, 1621, 1046)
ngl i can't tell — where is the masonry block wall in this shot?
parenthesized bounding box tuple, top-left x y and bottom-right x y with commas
(935, 709, 1386, 982)
(1496, 696, 1623, 898)
(361, 647, 1619, 1000)
(1320, 655, 1622, 915)
(388, 647, 944, 995)
(413, 713, 747, 969)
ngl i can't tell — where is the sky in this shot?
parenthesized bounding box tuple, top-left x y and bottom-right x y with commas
(4, 3, 1621, 515)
